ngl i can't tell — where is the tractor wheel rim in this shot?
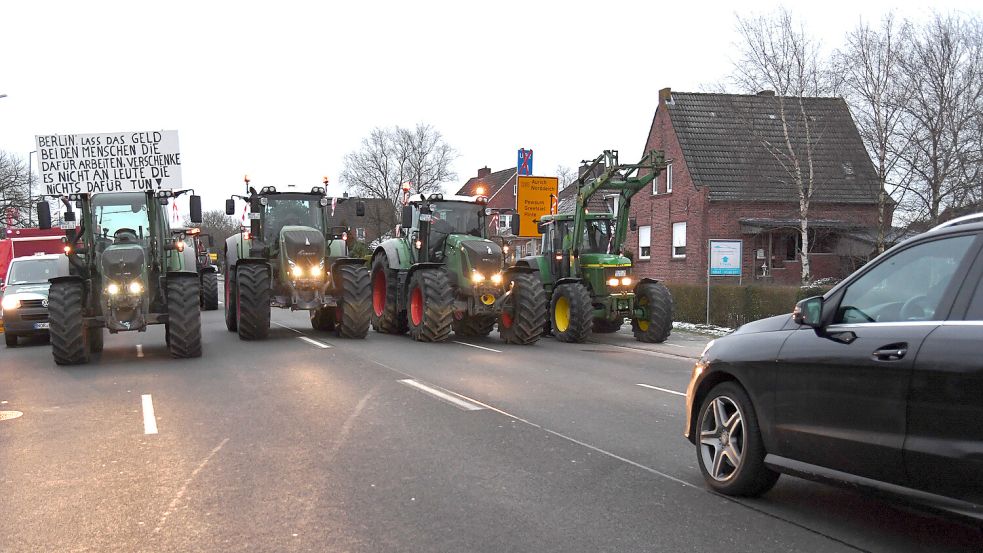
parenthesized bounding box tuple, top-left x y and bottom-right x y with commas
(637, 294, 649, 331)
(410, 286, 423, 326)
(501, 311, 513, 329)
(638, 319, 650, 331)
(554, 296, 570, 332)
(372, 271, 386, 317)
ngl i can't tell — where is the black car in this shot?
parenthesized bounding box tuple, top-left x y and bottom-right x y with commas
(1, 254, 68, 347)
(684, 213, 983, 522)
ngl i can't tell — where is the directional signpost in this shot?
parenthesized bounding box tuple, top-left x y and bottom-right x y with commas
(706, 239, 743, 324)
(35, 130, 182, 195)
(516, 176, 558, 237)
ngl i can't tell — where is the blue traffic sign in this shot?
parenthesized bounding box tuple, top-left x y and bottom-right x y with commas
(517, 148, 533, 176)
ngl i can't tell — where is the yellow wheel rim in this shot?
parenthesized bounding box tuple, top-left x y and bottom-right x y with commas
(554, 296, 571, 332)
(637, 294, 650, 331)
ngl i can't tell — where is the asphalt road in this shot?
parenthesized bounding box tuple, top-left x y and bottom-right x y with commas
(1, 307, 981, 552)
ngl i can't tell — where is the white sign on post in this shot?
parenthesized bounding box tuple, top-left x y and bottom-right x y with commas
(709, 240, 743, 276)
(35, 130, 182, 195)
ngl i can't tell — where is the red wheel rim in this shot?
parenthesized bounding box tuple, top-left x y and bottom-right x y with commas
(501, 312, 513, 329)
(410, 286, 423, 326)
(372, 270, 386, 317)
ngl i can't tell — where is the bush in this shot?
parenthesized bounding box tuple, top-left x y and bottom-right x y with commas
(667, 282, 833, 328)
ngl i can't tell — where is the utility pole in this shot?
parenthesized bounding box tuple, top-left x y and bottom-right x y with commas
(28, 151, 36, 226)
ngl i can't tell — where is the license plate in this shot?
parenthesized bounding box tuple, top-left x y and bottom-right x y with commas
(615, 269, 627, 277)
(33, 322, 50, 329)
(419, 214, 432, 222)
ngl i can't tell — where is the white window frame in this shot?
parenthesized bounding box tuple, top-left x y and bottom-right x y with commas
(499, 214, 512, 230)
(638, 225, 651, 260)
(672, 222, 686, 258)
(666, 163, 673, 193)
(355, 227, 365, 241)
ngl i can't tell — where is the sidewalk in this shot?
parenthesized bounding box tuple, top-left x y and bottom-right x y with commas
(586, 323, 716, 360)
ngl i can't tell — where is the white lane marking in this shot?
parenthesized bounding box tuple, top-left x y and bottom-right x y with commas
(637, 383, 686, 396)
(398, 379, 485, 411)
(154, 437, 229, 534)
(136, 344, 144, 358)
(452, 341, 502, 353)
(141, 394, 158, 434)
(273, 321, 304, 334)
(298, 336, 331, 349)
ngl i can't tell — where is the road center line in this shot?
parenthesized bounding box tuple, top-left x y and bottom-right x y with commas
(637, 383, 686, 396)
(452, 341, 502, 353)
(141, 394, 158, 434)
(273, 321, 304, 334)
(136, 344, 144, 358)
(298, 336, 331, 349)
(398, 379, 485, 411)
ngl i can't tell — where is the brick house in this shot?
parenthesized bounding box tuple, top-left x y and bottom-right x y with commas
(625, 88, 885, 285)
(455, 166, 542, 256)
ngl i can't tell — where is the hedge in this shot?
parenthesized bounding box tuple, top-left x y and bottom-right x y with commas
(666, 282, 832, 329)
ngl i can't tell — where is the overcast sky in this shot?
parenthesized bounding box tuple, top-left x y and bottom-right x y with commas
(1, 0, 979, 213)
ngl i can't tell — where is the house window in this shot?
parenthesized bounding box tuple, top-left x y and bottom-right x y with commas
(499, 214, 512, 231)
(639, 225, 651, 260)
(672, 222, 686, 258)
(355, 227, 365, 241)
(666, 163, 673, 193)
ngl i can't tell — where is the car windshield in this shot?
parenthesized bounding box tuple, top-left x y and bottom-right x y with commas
(92, 192, 152, 243)
(558, 218, 615, 254)
(7, 259, 63, 284)
(263, 196, 324, 243)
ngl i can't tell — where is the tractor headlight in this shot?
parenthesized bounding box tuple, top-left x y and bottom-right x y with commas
(106, 283, 121, 295)
(310, 264, 323, 278)
(490, 272, 503, 285)
(621, 277, 632, 286)
(291, 265, 304, 278)
(471, 271, 485, 284)
(607, 277, 619, 287)
(1, 296, 20, 310)
(128, 281, 144, 295)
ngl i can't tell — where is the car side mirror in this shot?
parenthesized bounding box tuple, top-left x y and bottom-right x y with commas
(225, 199, 235, 215)
(190, 195, 202, 224)
(401, 205, 413, 229)
(793, 296, 823, 328)
(510, 215, 520, 235)
(37, 201, 52, 230)
(356, 200, 366, 217)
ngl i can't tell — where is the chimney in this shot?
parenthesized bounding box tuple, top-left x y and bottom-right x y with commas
(658, 87, 673, 104)
(477, 166, 491, 178)
(757, 90, 776, 96)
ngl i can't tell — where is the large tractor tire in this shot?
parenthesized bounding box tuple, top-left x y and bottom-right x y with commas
(5, 332, 17, 347)
(335, 264, 372, 339)
(224, 265, 238, 332)
(201, 271, 219, 311)
(236, 264, 271, 341)
(406, 269, 453, 342)
(593, 318, 623, 333)
(632, 280, 673, 343)
(88, 327, 104, 353)
(48, 280, 89, 365)
(311, 306, 336, 331)
(167, 274, 203, 358)
(550, 282, 593, 343)
(499, 272, 547, 345)
(370, 254, 407, 334)
(453, 315, 496, 337)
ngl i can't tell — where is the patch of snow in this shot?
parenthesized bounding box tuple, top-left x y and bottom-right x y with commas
(672, 321, 734, 337)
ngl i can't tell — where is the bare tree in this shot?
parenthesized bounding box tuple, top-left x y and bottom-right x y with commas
(835, 14, 910, 252)
(893, 13, 983, 225)
(0, 151, 33, 229)
(341, 124, 457, 216)
(731, 8, 835, 283)
(555, 165, 576, 190)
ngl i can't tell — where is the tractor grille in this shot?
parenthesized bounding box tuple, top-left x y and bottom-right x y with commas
(19, 299, 46, 309)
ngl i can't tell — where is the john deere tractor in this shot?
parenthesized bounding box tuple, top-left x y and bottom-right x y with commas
(518, 150, 673, 343)
(223, 185, 371, 340)
(36, 189, 204, 364)
(370, 193, 546, 344)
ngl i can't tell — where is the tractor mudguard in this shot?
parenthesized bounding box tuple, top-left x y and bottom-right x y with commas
(373, 241, 411, 271)
(224, 235, 242, 268)
(504, 265, 537, 276)
(554, 276, 584, 287)
(49, 275, 86, 285)
(166, 270, 198, 279)
(639, 277, 662, 284)
(330, 257, 369, 272)
(405, 262, 444, 286)
(200, 265, 219, 274)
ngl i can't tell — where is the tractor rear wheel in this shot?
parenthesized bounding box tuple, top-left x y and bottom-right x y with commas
(632, 281, 673, 343)
(550, 282, 593, 343)
(236, 264, 271, 340)
(224, 265, 238, 331)
(201, 271, 219, 311)
(167, 274, 203, 357)
(5, 333, 17, 347)
(370, 254, 407, 334)
(336, 264, 372, 339)
(49, 280, 89, 365)
(593, 318, 623, 333)
(499, 272, 547, 345)
(311, 306, 336, 331)
(407, 269, 453, 342)
(88, 326, 104, 353)
(453, 315, 496, 337)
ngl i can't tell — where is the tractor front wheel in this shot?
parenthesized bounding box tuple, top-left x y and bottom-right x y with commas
(632, 281, 673, 343)
(370, 254, 407, 334)
(453, 315, 496, 337)
(311, 306, 336, 331)
(550, 283, 593, 343)
(407, 269, 453, 342)
(236, 264, 271, 340)
(201, 271, 219, 311)
(48, 280, 89, 365)
(499, 272, 547, 345)
(224, 265, 238, 332)
(88, 326, 104, 353)
(336, 264, 372, 339)
(167, 274, 203, 357)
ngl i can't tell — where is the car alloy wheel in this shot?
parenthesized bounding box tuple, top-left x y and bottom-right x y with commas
(699, 395, 746, 482)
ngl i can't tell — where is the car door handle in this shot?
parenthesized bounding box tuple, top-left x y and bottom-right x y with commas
(872, 343, 908, 361)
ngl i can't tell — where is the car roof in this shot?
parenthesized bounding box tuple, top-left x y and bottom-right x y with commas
(10, 254, 64, 262)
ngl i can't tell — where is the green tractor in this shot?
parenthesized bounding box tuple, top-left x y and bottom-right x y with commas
(370, 193, 546, 344)
(176, 227, 219, 311)
(518, 150, 673, 343)
(223, 185, 371, 340)
(36, 189, 204, 364)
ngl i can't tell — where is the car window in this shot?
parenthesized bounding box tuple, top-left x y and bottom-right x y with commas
(836, 235, 976, 324)
(7, 259, 63, 284)
(967, 273, 983, 321)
